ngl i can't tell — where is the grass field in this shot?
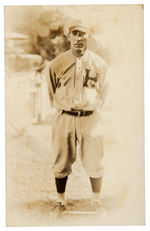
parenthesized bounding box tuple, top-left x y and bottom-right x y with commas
(6, 120, 125, 226)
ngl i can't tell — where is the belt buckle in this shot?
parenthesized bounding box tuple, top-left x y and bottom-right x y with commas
(77, 111, 82, 117)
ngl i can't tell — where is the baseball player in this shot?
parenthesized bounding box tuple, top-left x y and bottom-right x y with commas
(48, 20, 108, 208)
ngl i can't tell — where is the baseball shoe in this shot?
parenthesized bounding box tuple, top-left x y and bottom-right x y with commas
(55, 198, 67, 212)
(91, 199, 107, 216)
(91, 198, 102, 208)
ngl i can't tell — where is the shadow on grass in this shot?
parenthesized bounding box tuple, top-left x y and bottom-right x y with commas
(23, 195, 122, 216)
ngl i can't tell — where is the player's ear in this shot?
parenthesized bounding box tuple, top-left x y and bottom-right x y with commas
(68, 32, 71, 41)
(85, 32, 91, 40)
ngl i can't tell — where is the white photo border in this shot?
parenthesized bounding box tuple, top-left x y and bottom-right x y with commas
(1, 0, 149, 231)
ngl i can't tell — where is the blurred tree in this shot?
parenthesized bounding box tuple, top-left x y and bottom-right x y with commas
(5, 6, 70, 61)
(29, 9, 70, 61)
(33, 23, 70, 61)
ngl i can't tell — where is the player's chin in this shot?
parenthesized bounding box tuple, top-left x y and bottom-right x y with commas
(74, 48, 83, 53)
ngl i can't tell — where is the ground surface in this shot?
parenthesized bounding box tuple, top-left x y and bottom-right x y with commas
(6, 121, 125, 226)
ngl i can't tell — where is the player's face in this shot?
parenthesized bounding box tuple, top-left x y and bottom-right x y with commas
(68, 30, 90, 56)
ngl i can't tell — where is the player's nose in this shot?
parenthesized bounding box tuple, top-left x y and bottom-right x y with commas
(77, 36, 82, 41)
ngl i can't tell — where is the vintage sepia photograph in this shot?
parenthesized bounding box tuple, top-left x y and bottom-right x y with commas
(4, 4, 144, 226)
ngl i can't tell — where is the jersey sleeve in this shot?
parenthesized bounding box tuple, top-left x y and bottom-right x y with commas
(99, 61, 109, 108)
(44, 61, 57, 107)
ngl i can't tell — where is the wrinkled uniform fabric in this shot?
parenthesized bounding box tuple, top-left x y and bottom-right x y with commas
(48, 49, 108, 178)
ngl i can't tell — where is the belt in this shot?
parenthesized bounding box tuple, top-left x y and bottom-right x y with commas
(62, 109, 93, 117)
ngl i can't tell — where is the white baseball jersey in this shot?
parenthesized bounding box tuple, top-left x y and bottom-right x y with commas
(48, 49, 108, 111)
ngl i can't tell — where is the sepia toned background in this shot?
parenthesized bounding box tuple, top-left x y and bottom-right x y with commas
(5, 5, 144, 226)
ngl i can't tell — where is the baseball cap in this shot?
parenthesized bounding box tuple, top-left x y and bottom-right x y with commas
(69, 25, 90, 33)
(64, 19, 90, 36)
